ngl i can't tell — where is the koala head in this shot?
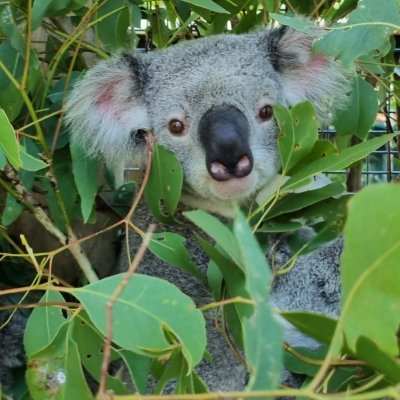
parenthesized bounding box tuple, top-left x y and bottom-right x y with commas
(66, 26, 348, 216)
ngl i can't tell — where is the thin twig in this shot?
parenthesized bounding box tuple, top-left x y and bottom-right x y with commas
(97, 225, 155, 397)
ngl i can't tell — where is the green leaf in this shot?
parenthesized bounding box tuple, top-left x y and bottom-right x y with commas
(275, 102, 318, 174)
(144, 144, 183, 223)
(233, 213, 283, 391)
(284, 346, 327, 377)
(112, 181, 137, 217)
(265, 181, 345, 220)
(96, 0, 130, 51)
(72, 313, 129, 395)
(31, 0, 53, 30)
(355, 336, 400, 383)
(149, 232, 206, 284)
(283, 133, 397, 190)
(329, 0, 358, 21)
(280, 311, 337, 345)
(26, 323, 92, 400)
(258, 221, 303, 233)
(20, 147, 48, 171)
(24, 291, 68, 357)
(0, 5, 26, 54)
(314, 0, 400, 68)
(184, 210, 241, 266)
(270, 14, 317, 35)
(197, 234, 250, 320)
(0, 108, 22, 169)
(72, 273, 206, 372)
(295, 139, 337, 168)
(70, 141, 98, 223)
(334, 76, 378, 139)
(148, 8, 172, 48)
(52, 148, 81, 222)
(1, 193, 24, 226)
(181, 0, 229, 13)
(340, 184, 400, 358)
(119, 349, 151, 394)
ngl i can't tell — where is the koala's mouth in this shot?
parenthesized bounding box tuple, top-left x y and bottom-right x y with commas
(208, 172, 257, 200)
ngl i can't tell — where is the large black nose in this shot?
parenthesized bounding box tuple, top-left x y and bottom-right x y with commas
(198, 105, 253, 181)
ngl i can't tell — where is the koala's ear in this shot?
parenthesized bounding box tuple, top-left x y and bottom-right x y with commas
(65, 53, 149, 168)
(264, 26, 349, 123)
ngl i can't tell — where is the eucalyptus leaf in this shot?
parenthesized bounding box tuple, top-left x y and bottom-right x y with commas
(20, 147, 48, 171)
(1, 193, 24, 226)
(284, 346, 327, 377)
(144, 144, 183, 223)
(96, 0, 129, 51)
(265, 181, 345, 220)
(119, 349, 151, 394)
(280, 311, 337, 345)
(73, 273, 206, 371)
(275, 102, 318, 174)
(24, 291, 68, 357)
(184, 210, 241, 265)
(70, 141, 98, 223)
(334, 76, 378, 140)
(0, 5, 26, 54)
(340, 184, 400, 358)
(72, 313, 129, 395)
(314, 0, 400, 68)
(270, 14, 316, 35)
(149, 232, 206, 283)
(0, 108, 22, 169)
(26, 323, 92, 400)
(355, 336, 400, 383)
(234, 213, 283, 391)
(283, 134, 397, 190)
(181, 0, 229, 13)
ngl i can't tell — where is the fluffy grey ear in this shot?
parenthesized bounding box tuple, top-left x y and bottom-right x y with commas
(65, 53, 150, 170)
(265, 26, 350, 123)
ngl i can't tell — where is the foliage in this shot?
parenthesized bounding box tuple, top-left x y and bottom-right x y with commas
(0, 0, 399, 399)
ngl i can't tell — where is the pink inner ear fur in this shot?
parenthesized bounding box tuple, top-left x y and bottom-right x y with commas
(295, 53, 329, 92)
(283, 52, 331, 104)
(95, 77, 125, 113)
(309, 52, 329, 69)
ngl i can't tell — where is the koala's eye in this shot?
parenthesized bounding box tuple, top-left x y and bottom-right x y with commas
(258, 105, 273, 121)
(168, 119, 185, 135)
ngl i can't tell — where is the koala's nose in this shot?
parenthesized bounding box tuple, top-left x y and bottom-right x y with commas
(209, 155, 253, 181)
(198, 105, 253, 181)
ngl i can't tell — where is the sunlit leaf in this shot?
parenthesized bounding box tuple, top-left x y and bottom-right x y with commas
(314, 0, 400, 68)
(73, 273, 206, 371)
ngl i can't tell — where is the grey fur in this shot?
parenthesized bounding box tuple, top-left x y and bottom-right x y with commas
(65, 27, 349, 215)
(0, 300, 26, 389)
(68, 26, 347, 392)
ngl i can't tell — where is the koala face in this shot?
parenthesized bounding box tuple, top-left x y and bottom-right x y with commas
(66, 27, 348, 215)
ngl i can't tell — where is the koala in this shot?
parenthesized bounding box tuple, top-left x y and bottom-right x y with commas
(1, 25, 350, 394)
